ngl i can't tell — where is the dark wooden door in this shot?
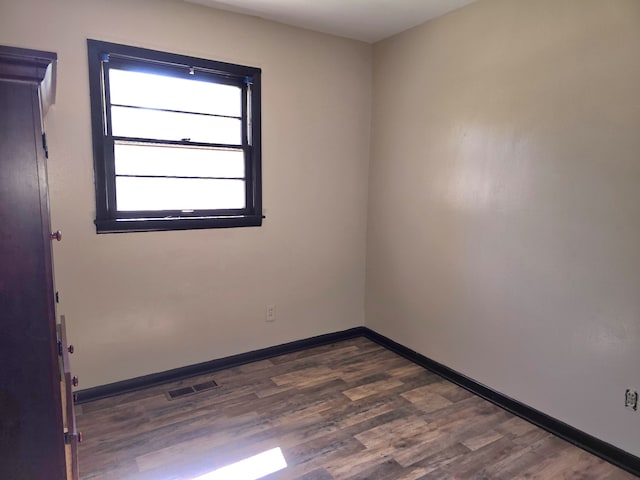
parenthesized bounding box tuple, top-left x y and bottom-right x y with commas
(0, 73, 66, 479)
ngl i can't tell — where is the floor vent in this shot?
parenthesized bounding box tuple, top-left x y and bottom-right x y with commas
(166, 379, 219, 400)
(193, 380, 219, 391)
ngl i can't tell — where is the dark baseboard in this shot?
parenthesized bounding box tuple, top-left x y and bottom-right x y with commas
(360, 327, 640, 478)
(74, 326, 367, 404)
(75, 325, 640, 477)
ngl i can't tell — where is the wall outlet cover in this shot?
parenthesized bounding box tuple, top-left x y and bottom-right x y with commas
(266, 305, 276, 322)
(624, 389, 638, 411)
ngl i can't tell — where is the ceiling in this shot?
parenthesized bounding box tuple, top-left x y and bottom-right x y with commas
(183, 0, 478, 43)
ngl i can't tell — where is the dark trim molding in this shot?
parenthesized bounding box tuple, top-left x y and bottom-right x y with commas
(75, 326, 640, 477)
(74, 327, 367, 404)
(361, 328, 640, 478)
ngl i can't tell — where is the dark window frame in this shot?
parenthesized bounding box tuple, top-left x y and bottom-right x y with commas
(87, 39, 262, 233)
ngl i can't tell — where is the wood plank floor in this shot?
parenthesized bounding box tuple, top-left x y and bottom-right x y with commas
(77, 338, 637, 479)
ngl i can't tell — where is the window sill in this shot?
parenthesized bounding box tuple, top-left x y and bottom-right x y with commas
(95, 214, 263, 234)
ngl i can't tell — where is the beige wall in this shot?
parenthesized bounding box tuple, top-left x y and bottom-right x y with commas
(0, 0, 372, 388)
(368, 0, 640, 456)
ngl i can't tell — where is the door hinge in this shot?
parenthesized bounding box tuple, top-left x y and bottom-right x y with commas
(42, 133, 48, 159)
(64, 431, 83, 445)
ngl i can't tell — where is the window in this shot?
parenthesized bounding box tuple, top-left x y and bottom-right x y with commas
(87, 40, 262, 233)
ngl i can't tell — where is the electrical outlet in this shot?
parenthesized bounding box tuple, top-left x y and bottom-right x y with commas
(625, 389, 638, 411)
(266, 305, 276, 322)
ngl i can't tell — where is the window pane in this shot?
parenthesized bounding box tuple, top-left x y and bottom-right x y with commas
(114, 143, 244, 178)
(116, 177, 245, 211)
(109, 68, 242, 117)
(111, 106, 242, 144)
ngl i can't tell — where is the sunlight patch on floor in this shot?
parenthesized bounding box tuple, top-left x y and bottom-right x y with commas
(191, 447, 287, 480)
